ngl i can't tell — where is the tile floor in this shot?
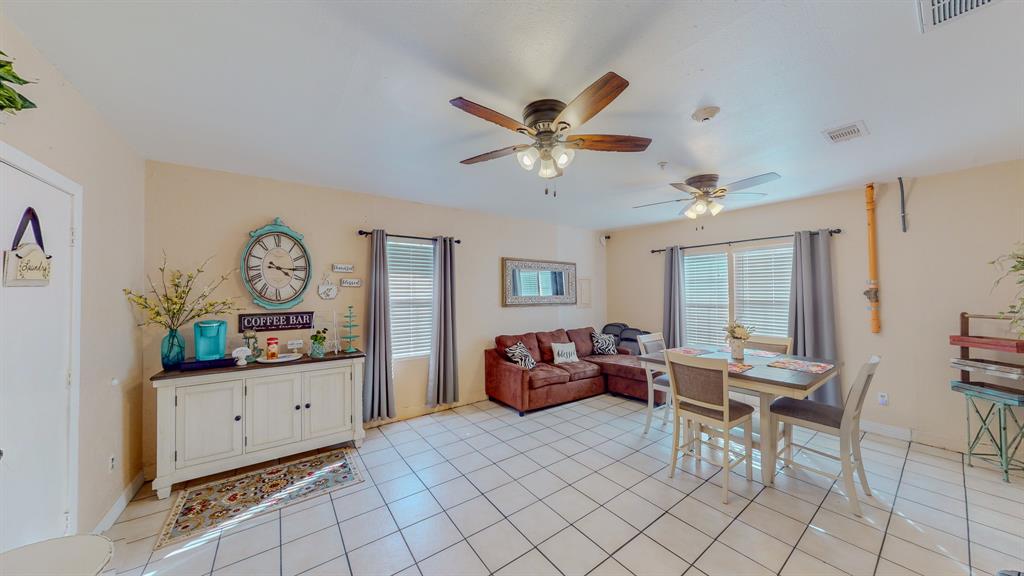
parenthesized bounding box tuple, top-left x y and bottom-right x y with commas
(104, 394, 1024, 576)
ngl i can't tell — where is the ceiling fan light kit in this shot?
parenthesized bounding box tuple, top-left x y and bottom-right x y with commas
(637, 172, 780, 220)
(451, 72, 651, 179)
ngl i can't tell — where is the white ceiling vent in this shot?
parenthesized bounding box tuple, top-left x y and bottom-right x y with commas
(917, 0, 1003, 32)
(823, 122, 869, 144)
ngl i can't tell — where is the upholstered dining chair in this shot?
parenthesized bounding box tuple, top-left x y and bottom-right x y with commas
(664, 350, 754, 504)
(637, 332, 672, 435)
(769, 355, 881, 516)
(745, 335, 793, 355)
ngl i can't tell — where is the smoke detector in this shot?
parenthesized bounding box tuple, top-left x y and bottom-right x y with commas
(691, 106, 720, 123)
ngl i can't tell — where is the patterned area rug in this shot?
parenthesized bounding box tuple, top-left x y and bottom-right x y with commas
(155, 447, 362, 549)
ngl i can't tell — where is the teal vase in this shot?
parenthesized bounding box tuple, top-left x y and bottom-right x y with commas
(310, 340, 326, 358)
(161, 328, 185, 370)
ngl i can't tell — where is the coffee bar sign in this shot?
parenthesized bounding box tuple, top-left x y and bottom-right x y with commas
(238, 311, 314, 333)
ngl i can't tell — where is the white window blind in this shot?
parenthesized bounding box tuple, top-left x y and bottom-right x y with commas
(733, 244, 794, 338)
(683, 252, 729, 348)
(516, 271, 556, 297)
(387, 238, 434, 358)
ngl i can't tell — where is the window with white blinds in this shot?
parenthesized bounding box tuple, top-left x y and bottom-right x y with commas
(680, 242, 793, 348)
(733, 244, 793, 338)
(516, 271, 556, 297)
(683, 252, 730, 348)
(387, 238, 434, 358)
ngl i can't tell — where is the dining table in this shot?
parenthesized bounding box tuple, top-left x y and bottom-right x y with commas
(637, 348, 841, 486)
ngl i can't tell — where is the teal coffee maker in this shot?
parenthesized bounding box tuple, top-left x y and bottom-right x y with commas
(194, 320, 227, 361)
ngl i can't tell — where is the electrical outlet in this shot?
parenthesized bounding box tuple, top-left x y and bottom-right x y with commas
(878, 392, 889, 406)
(108, 455, 116, 472)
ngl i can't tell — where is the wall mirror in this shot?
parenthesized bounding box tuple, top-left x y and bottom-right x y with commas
(502, 258, 577, 306)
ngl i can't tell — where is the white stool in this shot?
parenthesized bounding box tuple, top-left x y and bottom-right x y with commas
(0, 535, 113, 576)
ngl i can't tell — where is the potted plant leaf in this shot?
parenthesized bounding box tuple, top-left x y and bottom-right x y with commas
(0, 51, 36, 114)
(993, 243, 1024, 337)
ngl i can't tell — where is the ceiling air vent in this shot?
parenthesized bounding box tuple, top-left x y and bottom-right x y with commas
(823, 122, 868, 144)
(917, 0, 1002, 32)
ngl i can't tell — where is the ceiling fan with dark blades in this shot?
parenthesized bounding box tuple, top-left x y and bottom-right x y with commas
(633, 172, 780, 218)
(450, 72, 652, 178)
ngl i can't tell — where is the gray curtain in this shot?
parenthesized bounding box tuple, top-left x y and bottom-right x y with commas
(790, 229, 841, 406)
(364, 229, 396, 421)
(663, 246, 684, 348)
(427, 237, 458, 407)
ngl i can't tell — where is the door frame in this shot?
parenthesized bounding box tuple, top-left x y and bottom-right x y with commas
(0, 140, 83, 534)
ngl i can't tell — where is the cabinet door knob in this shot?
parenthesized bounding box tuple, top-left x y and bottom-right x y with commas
(295, 405, 301, 411)
(305, 403, 311, 409)
(234, 415, 241, 421)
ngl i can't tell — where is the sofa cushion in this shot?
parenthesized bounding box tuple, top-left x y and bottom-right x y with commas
(583, 354, 647, 381)
(536, 329, 570, 364)
(556, 360, 601, 382)
(496, 332, 540, 363)
(528, 363, 571, 389)
(567, 327, 596, 357)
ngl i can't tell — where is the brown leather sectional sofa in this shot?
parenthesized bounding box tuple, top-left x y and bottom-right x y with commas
(484, 326, 666, 416)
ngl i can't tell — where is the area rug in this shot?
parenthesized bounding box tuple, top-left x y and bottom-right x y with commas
(155, 447, 362, 549)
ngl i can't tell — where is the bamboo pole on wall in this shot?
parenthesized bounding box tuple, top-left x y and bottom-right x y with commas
(864, 183, 881, 333)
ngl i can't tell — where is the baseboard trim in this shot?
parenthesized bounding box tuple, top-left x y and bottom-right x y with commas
(859, 419, 912, 442)
(93, 471, 145, 534)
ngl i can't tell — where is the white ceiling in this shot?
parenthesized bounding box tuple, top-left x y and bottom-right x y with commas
(5, 1, 1023, 230)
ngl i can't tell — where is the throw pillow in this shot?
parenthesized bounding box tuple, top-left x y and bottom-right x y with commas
(505, 341, 536, 369)
(592, 332, 618, 355)
(551, 342, 579, 364)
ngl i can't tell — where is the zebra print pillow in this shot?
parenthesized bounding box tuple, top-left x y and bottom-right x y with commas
(591, 332, 618, 355)
(504, 341, 536, 369)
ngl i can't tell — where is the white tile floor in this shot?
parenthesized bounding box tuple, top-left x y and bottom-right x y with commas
(104, 394, 1024, 576)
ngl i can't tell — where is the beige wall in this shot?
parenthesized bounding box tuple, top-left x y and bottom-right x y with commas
(0, 15, 146, 530)
(605, 160, 1024, 451)
(142, 161, 607, 477)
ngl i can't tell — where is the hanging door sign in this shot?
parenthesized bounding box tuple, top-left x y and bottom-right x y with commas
(4, 207, 52, 287)
(238, 311, 314, 333)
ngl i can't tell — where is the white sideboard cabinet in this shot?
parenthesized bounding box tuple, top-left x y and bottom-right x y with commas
(151, 352, 365, 499)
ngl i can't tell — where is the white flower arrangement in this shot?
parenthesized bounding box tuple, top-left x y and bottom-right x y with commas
(724, 321, 754, 342)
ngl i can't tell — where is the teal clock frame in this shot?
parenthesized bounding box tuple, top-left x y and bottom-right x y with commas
(241, 217, 312, 310)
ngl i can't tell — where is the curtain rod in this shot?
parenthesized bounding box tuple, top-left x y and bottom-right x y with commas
(650, 228, 841, 254)
(357, 230, 461, 244)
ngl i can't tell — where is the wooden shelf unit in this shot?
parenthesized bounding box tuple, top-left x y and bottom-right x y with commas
(949, 312, 1024, 483)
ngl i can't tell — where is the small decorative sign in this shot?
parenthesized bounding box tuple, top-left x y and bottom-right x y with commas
(332, 263, 355, 273)
(340, 278, 362, 288)
(238, 311, 314, 333)
(4, 207, 52, 287)
(317, 274, 338, 300)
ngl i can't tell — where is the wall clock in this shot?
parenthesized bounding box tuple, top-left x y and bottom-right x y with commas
(241, 218, 311, 309)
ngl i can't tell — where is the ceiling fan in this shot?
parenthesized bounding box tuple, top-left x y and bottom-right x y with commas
(450, 72, 652, 179)
(633, 172, 780, 219)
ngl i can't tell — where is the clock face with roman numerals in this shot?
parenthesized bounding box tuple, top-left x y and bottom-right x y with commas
(241, 219, 311, 309)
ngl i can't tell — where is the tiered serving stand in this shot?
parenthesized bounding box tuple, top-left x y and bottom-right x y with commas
(950, 312, 1024, 482)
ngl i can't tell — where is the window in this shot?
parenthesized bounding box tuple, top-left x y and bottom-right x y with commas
(682, 242, 793, 347)
(387, 238, 434, 358)
(683, 252, 730, 348)
(733, 245, 793, 338)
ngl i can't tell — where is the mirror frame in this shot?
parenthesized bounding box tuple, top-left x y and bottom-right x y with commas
(501, 257, 577, 306)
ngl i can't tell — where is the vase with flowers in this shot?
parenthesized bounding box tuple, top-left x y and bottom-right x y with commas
(310, 328, 328, 358)
(993, 243, 1024, 337)
(724, 322, 754, 361)
(124, 255, 239, 370)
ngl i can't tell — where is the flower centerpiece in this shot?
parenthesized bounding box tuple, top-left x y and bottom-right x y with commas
(724, 321, 754, 361)
(993, 243, 1024, 338)
(310, 328, 328, 358)
(124, 256, 239, 369)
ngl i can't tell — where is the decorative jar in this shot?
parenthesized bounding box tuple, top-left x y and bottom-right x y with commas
(730, 339, 745, 361)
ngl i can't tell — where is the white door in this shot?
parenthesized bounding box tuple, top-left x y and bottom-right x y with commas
(0, 160, 74, 552)
(175, 380, 244, 469)
(302, 368, 352, 440)
(245, 373, 302, 453)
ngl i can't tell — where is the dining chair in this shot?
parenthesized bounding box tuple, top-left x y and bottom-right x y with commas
(637, 332, 672, 435)
(769, 355, 881, 516)
(746, 335, 793, 355)
(664, 350, 754, 504)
